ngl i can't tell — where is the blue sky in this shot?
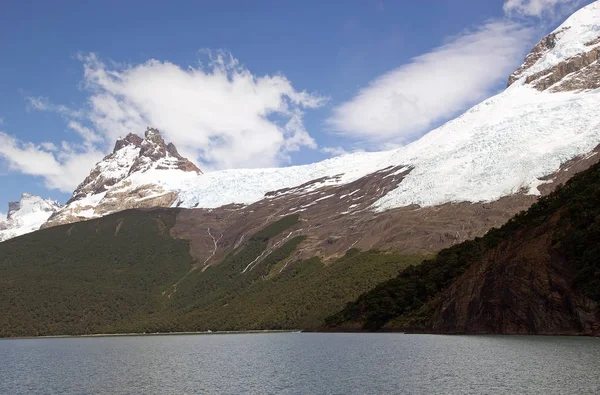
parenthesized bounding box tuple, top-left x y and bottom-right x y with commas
(0, 0, 592, 211)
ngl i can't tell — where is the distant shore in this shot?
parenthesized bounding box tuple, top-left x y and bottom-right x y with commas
(1, 329, 302, 340)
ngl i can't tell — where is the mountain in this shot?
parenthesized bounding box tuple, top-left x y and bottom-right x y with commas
(1, 0, 600, 337)
(3, 2, 600, 256)
(0, 194, 61, 242)
(32, 3, 600, 247)
(324, 158, 600, 336)
(43, 127, 201, 228)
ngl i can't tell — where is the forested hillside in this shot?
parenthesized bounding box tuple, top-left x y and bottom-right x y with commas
(325, 161, 600, 335)
(0, 210, 422, 337)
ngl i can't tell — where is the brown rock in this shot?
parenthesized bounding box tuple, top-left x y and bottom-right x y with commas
(525, 47, 600, 92)
(507, 27, 570, 87)
(427, 211, 599, 335)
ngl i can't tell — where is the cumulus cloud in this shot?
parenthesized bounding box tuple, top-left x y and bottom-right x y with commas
(2, 51, 326, 192)
(503, 0, 585, 18)
(77, 51, 325, 169)
(327, 21, 533, 146)
(0, 132, 104, 192)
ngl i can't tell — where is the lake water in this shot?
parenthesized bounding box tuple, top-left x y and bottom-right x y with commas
(1, 333, 599, 394)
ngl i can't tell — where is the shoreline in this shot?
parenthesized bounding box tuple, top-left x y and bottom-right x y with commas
(0, 329, 302, 341)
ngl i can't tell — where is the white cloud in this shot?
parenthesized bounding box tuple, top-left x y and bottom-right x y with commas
(327, 21, 533, 146)
(0, 132, 104, 192)
(77, 51, 326, 169)
(321, 146, 350, 157)
(4, 50, 326, 192)
(39, 142, 58, 151)
(67, 121, 103, 148)
(503, 0, 585, 18)
(26, 96, 83, 119)
(0, 211, 6, 221)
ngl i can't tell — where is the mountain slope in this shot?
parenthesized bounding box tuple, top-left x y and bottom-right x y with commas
(0, 209, 193, 336)
(324, 160, 600, 335)
(173, 1, 600, 211)
(42, 3, 600, 225)
(0, 209, 422, 337)
(0, 194, 61, 242)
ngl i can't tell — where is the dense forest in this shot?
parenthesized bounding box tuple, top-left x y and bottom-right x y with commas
(0, 210, 422, 337)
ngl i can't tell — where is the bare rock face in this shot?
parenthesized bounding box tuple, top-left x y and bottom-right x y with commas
(427, 211, 599, 336)
(44, 128, 201, 228)
(129, 128, 201, 175)
(113, 133, 143, 152)
(169, 143, 600, 270)
(525, 46, 600, 92)
(507, 27, 570, 87)
(68, 133, 144, 203)
(508, 1, 600, 92)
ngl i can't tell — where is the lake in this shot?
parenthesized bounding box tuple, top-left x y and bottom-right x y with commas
(1, 333, 599, 394)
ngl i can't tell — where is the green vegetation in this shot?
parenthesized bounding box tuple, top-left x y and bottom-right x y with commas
(324, 240, 484, 330)
(0, 209, 193, 337)
(325, 162, 600, 331)
(0, 210, 422, 337)
(135, 249, 422, 332)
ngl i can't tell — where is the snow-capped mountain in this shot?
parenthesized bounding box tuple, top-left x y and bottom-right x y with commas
(0, 194, 61, 242)
(4, 1, 600, 251)
(44, 128, 201, 228)
(170, 1, 600, 212)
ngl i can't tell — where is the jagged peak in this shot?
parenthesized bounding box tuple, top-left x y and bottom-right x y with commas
(145, 127, 160, 138)
(66, 127, 201, 205)
(113, 133, 143, 153)
(0, 194, 62, 241)
(123, 127, 201, 175)
(508, 1, 600, 89)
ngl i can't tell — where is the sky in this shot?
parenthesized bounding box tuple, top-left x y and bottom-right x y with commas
(0, 0, 593, 214)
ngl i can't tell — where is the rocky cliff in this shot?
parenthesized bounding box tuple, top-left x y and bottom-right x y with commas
(508, 1, 600, 92)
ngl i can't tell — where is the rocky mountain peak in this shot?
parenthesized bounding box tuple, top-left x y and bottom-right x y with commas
(508, 1, 600, 92)
(113, 133, 143, 153)
(129, 127, 202, 174)
(68, 127, 201, 204)
(43, 128, 202, 228)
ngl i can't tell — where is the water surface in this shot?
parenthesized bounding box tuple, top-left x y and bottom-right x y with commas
(1, 333, 599, 394)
